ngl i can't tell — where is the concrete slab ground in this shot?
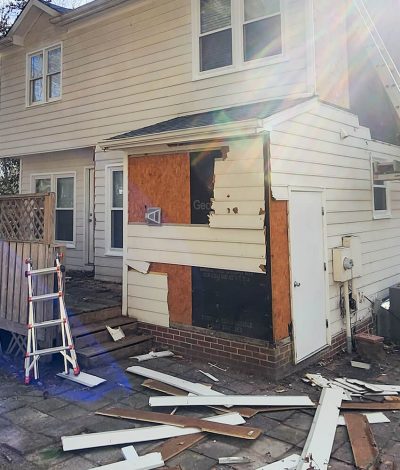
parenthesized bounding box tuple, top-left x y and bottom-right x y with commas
(0, 346, 400, 469)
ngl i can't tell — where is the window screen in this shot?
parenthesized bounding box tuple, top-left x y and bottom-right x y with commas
(199, 0, 232, 71)
(111, 169, 123, 249)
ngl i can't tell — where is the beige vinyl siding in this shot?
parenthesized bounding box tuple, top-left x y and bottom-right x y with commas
(0, 0, 311, 157)
(127, 270, 169, 327)
(19, 148, 94, 271)
(94, 150, 124, 282)
(126, 137, 267, 274)
(269, 102, 400, 337)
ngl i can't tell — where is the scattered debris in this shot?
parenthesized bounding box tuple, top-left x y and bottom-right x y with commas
(96, 408, 262, 440)
(131, 351, 174, 362)
(56, 369, 106, 388)
(351, 360, 371, 370)
(255, 454, 300, 470)
(148, 395, 314, 408)
(106, 325, 125, 342)
(62, 413, 245, 451)
(344, 413, 379, 469)
(341, 402, 400, 411)
(297, 388, 343, 470)
(218, 456, 252, 464)
(198, 370, 219, 382)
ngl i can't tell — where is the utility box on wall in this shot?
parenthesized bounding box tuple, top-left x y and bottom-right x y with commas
(332, 236, 363, 282)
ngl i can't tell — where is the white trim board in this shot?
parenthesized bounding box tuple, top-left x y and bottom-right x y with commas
(296, 388, 343, 470)
(62, 413, 244, 451)
(57, 370, 106, 388)
(122, 446, 138, 460)
(88, 452, 164, 470)
(337, 413, 389, 426)
(148, 395, 314, 408)
(256, 454, 300, 470)
(126, 366, 224, 397)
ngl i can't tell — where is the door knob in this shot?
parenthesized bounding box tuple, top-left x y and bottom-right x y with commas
(294, 281, 301, 287)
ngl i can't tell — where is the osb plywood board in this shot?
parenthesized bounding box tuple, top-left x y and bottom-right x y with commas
(151, 263, 192, 325)
(128, 154, 190, 224)
(270, 200, 291, 341)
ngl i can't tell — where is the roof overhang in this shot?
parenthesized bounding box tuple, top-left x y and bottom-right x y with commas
(99, 96, 319, 151)
(0, 0, 62, 50)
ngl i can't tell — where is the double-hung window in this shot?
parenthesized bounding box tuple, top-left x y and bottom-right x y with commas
(372, 159, 391, 219)
(28, 45, 62, 105)
(33, 174, 75, 245)
(194, 0, 282, 76)
(106, 166, 124, 254)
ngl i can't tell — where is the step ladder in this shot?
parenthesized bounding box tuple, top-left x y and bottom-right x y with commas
(353, 0, 400, 120)
(24, 253, 80, 384)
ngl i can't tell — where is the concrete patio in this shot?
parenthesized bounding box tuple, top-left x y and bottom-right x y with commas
(0, 344, 400, 469)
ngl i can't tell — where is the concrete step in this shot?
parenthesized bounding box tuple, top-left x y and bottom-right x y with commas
(68, 306, 122, 328)
(74, 321, 138, 349)
(77, 334, 153, 368)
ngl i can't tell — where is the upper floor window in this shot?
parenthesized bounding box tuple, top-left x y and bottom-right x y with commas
(194, 0, 282, 77)
(27, 45, 62, 106)
(372, 159, 391, 219)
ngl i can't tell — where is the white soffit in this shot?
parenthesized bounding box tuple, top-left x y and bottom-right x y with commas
(296, 388, 343, 470)
(149, 395, 314, 408)
(57, 370, 106, 387)
(62, 413, 244, 451)
(126, 366, 224, 397)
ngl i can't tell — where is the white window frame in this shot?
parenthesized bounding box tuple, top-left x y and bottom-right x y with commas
(26, 43, 63, 107)
(371, 157, 391, 219)
(105, 164, 124, 257)
(192, 0, 286, 80)
(31, 172, 76, 248)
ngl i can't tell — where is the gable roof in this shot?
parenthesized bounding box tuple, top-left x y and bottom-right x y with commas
(39, 0, 72, 14)
(109, 97, 312, 141)
(0, 0, 69, 48)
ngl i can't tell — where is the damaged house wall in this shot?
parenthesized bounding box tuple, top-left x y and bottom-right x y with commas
(269, 101, 400, 339)
(126, 136, 274, 340)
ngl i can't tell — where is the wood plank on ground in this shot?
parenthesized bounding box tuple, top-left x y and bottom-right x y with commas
(341, 402, 400, 411)
(96, 408, 262, 440)
(344, 413, 379, 469)
(153, 433, 206, 461)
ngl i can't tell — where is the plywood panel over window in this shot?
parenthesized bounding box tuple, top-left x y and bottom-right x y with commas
(128, 153, 191, 224)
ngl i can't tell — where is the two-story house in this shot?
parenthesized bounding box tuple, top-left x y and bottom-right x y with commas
(1, 0, 400, 376)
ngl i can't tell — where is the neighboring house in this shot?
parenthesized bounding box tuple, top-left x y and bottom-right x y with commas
(1, 0, 400, 376)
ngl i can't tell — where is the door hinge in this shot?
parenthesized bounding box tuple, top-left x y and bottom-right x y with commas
(326, 319, 329, 328)
(322, 206, 325, 216)
(324, 262, 327, 271)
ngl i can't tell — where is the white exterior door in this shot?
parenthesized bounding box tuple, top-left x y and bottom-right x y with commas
(289, 189, 328, 363)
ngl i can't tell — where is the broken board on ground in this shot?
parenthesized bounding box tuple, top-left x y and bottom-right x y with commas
(57, 369, 106, 388)
(96, 408, 262, 440)
(62, 413, 245, 451)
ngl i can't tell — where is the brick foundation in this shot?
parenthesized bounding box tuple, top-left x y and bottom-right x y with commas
(138, 317, 374, 380)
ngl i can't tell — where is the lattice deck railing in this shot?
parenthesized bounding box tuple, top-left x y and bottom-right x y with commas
(0, 193, 55, 244)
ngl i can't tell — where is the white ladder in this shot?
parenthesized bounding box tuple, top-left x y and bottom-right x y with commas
(24, 253, 80, 384)
(353, 0, 400, 119)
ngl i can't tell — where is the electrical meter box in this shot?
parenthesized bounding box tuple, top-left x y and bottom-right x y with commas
(342, 235, 363, 278)
(332, 247, 353, 282)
